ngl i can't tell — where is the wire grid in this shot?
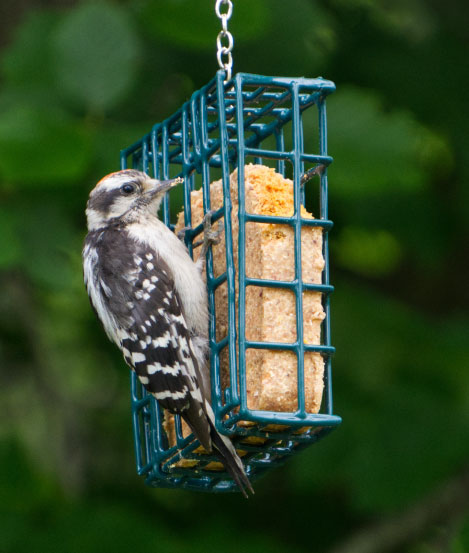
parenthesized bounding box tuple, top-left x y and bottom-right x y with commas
(120, 71, 341, 492)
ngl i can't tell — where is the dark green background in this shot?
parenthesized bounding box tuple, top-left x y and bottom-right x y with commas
(1, 1, 468, 552)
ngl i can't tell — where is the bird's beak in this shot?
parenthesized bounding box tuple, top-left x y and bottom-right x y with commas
(146, 176, 183, 198)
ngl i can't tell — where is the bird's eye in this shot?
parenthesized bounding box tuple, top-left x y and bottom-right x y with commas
(121, 183, 136, 195)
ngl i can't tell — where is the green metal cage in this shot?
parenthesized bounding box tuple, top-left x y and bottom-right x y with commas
(120, 71, 341, 492)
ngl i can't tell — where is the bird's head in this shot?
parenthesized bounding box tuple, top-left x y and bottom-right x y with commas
(86, 170, 182, 231)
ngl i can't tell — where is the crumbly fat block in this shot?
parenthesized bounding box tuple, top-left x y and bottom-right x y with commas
(165, 164, 325, 453)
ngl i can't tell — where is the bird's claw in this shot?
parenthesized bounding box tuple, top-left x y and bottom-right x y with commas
(203, 210, 222, 245)
(197, 210, 223, 259)
(177, 226, 192, 243)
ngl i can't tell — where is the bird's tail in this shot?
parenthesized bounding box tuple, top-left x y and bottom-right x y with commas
(182, 397, 254, 497)
(205, 403, 254, 498)
(208, 422, 254, 498)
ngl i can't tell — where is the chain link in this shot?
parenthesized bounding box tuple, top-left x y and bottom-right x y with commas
(215, 0, 233, 82)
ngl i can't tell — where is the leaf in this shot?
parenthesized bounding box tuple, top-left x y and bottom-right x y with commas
(1, 10, 58, 87)
(289, 281, 469, 512)
(327, 87, 452, 198)
(141, 0, 271, 49)
(332, 226, 402, 277)
(0, 105, 91, 185)
(90, 123, 151, 178)
(17, 202, 79, 289)
(451, 517, 469, 553)
(51, 3, 141, 112)
(0, 208, 22, 268)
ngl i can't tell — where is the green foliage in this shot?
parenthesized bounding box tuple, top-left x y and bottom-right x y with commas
(0, 106, 91, 184)
(328, 87, 452, 198)
(1, 10, 58, 88)
(290, 283, 469, 511)
(333, 226, 402, 277)
(0, 1, 468, 553)
(140, 0, 272, 49)
(52, 3, 141, 112)
(0, 208, 22, 268)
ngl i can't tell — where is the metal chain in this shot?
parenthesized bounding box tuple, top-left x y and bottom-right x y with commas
(215, 0, 233, 82)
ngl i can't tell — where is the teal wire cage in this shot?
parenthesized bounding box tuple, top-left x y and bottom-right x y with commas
(120, 71, 341, 492)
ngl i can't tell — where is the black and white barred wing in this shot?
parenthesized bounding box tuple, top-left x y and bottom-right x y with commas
(84, 228, 211, 449)
(85, 228, 252, 495)
(117, 249, 212, 451)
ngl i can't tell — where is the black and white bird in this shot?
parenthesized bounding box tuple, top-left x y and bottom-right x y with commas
(83, 169, 253, 496)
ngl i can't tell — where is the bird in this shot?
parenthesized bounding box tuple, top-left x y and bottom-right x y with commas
(82, 169, 253, 496)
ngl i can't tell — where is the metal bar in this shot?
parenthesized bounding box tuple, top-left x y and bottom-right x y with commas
(200, 88, 220, 412)
(150, 126, 160, 180)
(274, 127, 286, 176)
(216, 71, 240, 417)
(208, 272, 228, 290)
(121, 132, 151, 158)
(245, 213, 333, 228)
(236, 73, 336, 91)
(235, 73, 247, 411)
(161, 124, 170, 226)
(130, 373, 144, 472)
(245, 277, 334, 294)
(181, 106, 192, 254)
(120, 149, 128, 170)
(155, 143, 333, 174)
(245, 340, 335, 355)
(142, 139, 149, 174)
(318, 96, 334, 416)
(238, 409, 342, 427)
(292, 82, 307, 417)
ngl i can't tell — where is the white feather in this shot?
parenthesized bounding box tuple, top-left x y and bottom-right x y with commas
(126, 220, 208, 341)
(83, 246, 120, 345)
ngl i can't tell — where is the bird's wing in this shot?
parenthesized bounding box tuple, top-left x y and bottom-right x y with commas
(88, 226, 252, 494)
(95, 227, 212, 451)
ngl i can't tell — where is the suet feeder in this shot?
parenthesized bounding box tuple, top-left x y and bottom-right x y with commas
(120, 71, 341, 492)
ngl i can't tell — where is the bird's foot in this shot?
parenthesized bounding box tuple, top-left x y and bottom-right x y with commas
(195, 211, 223, 262)
(177, 226, 192, 243)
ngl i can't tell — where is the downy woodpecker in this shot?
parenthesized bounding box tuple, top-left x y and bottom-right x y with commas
(83, 169, 252, 496)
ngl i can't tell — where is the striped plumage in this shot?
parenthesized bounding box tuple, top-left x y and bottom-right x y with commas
(83, 169, 252, 496)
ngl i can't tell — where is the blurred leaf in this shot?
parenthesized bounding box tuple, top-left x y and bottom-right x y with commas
(0, 86, 62, 114)
(271, 0, 337, 63)
(289, 281, 469, 511)
(18, 202, 79, 288)
(141, 0, 271, 50)
(91, 122, 152, 178)
(331, 0, 436, 42)
(451, 516, 469, 553)
(0, 208, 22, 268)
(0, 106, 91, 185)
(328, 87, 452, 198)
(40, 277, 121, 408)
(371, 0, 436, 42)
(1, 10, 58, 87)
(51, 3, 141, 112)
(332, 226, 402, 277)
(0, 440, 59, 519)
(234, 0, 337, 76)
